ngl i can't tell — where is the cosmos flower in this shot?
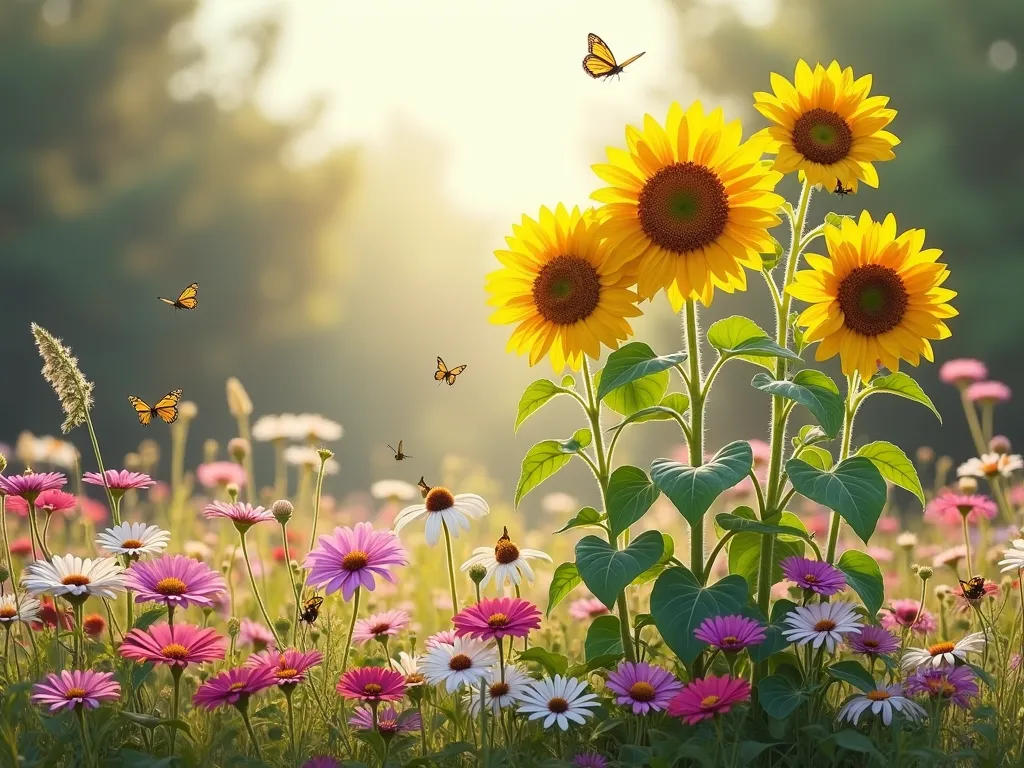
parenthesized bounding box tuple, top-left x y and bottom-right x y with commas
(96, 522, 171, 557)
(880, 599, 936, 636)
(966, 381, 1011, 404)
(905, 665, 978, 708)
(779, 556, 847, 596)
(239, 619, 276, 652)
(123, 555, 226, 610)
(668, 675, 751, 725)
(304, 522, 408, 601)
(352, 610, 411, 645)
(192, 665, 278, 710)
(932, 546, 968, 570)
(336, 667, 406, 703)
(605, 661, 683, 715)
(23, 555, 125, 601)
(568, 598, 609, 621)
(694, 614, 766, 653)
(0, 594, 40, 625)
(460, 527, 552, 590)
(34, 490, 77, 516)
(421, 637, 497, 693)
(836, 682, 927, 726)
(782, 602, 863, 652)
(203, 502, 275, 531)
(195, 461, 248, 489)
(939, 359, 987, 387)
(452, 597, 542, 641)
(958, 453, 1023, 479)
(31, 670, 120, 712)
(289, 414, 344, 442)
(845, 626, 900, 659)
(83, 470, 154, 492)
(349, 705, 422, 733)
(120, 623, 227, 667)
(393, 651, 425, 688)
(925, 490, 998, 526)
(424, 629, 458, 649)
(246, 648, 324, 687)
(901, 632, 986, 671)
(0, 472, 67, 501)
(395, 486, 489, 546)
(517, 675, 600, 731)
(252, 414, 299, 442)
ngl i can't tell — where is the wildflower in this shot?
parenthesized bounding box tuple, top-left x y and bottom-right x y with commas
(304, 523, 408, 601)
(8, 536, 34, 557)
(284, 446, 340, 474)
(606, 661, 683, 715)
(352, 610, 411, 645)
(421, 636, 498, 692)
(568, 597, 609, 621)
(966, 381, 1011, 404)
(291, 414, 344, 442)
(780, 556, 847, 596)
(96, 522, 171, 557)
(466, 665, 532, 715)
(668, 675, 751, 725)
(0, 594, 40, 624)
(694, 614, 766, 653)
(880, 599, 937, 635)
(393, 652, 425, 687)
(939, 359, 987, 387)
(782, 602, 863, 652)
(225, 376, 253, 418)
(572, 754, 610, 768)
(901, 632, 986, 670)
(193, 665, 277, 710)
(395, 486, 489, 546)
(958, 453, 1023, 480)
(246, 648, 323, 687)
(952, 580, 999, 612)
(349, 705, 421, 733)
(30, 324, 95, 433)
(252, 414, 296, 442)
(998, 539, 1024, 572)
(0, 471, 67, 502)
(925, 490, 998, 526)
(203, 502, 274, 532)
(81, 613, 105, 637)
(460, 527, 552, 589)
(836, 682, 927, 726)
(239, 619, 276, 652)
(452, 597, 542, 641)
(123, 555, 226, 610)
(31, 670, 120, 712)
(846, 626, 900, 659)
(370, 480, 418, 502)
(905, 665, 978, 708)
(932, 546, 968, 570)
(336, 667, 406, 703)
(425, 629, 458, 649)
(303, 759, 340, 768)
(33, 490, 77, 518)
(23, 555, 125, 602)
(517, 675, 600, 730)
(83, 470, 154, 494)
(121, 624, 227, 667)
(592, 102, 783, 309)
(896, 532, 918, 550)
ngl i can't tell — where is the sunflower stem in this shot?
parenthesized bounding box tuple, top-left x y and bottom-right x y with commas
(824, 374, 859, 564)
(683, 301, 705, 586)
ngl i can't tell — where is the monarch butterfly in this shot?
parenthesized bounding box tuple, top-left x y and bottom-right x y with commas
(582, 33, 645, 80)
(158, 282, 199, 310)
(388, 441, 412, 460)
(435, 357, 467, 386)
(959, 576, 987, 601)
(299, 595, 324, 625)
(417, 476, 431, 498)
(833, 180, 853, 196)
(128, 390, 183, 426)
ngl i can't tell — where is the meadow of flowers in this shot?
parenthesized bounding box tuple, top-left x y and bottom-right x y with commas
(1, 59, 1021, 767)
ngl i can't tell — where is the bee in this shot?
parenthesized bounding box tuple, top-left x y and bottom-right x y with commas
(833, 180, 853, 196)
(299, 594, 324, 625)
(388, 440, 412, 460)
(959, 576, 987, 601)
(417, 476, 431, 498)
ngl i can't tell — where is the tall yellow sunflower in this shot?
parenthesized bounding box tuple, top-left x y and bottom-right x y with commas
(754, 60, 899, 192)
(591, 101, 784, 310)
(787, 211, 957, 381)
(487, 204, 641, 371)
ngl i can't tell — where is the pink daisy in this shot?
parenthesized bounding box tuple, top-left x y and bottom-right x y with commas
(925, 490, 998, 526)
(83, 470, 154, 492)
(880, 599, 937, 636)
(0, 472, 66, 501)
(34, 490, 77, 516)
(120, 623, 227, 667)
(349, 705, 422, 733)
(605, 661, 683, 715)
(572, 754, 610, 768)
(192, 665, 278, 710)
(31, 670, 120, 712)
(876, 516, 900, 534)
(966, 381, 1011, 404)
(352, 610, 411, 645)
(240, 618, 277, 652)
(203, 501, 275, 531)
(452, 597, 542, 641)
(568, 598, 609, 621)
(246, 648, 324, 687)
(196, 461, 248, 489)
(304, 522, 408, 601)
(336, 666, 406, 703)
(303, 760, 340, 768)
(123, 555, 226, 610)
(668, 675, 751, 725)
(80, 497, 107, 524)
(425, 629, 458, 649)
(4, 495, 29, 516)
(939, 359, 987, 387)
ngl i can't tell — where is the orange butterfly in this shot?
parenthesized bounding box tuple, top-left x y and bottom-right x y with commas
(158, 283, 199, 310)
(582, 33, 645, 79)
(128, 390, 182, 426)
(435, 357, 467, 386)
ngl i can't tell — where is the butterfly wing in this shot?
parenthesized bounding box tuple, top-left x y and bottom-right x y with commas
(587, 33, 617, 64)
(128, 396, 154, 426)
(397, 440, 404, 455)
(176, 282, 199, 310)
(617, 52, 645, 70)
(445, 365, 467, 385)
(152, 389, 183, 424)
(435, 357, 449, 381)
(583, 54, 616, 78)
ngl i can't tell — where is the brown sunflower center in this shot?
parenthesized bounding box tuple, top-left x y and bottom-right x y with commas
(700, 694, 721, 709)
(495, 539, 521, 564)
(813, 619, 837, 632)
(547, 696, 569, 714)
(121, 539, 145, 549)
(628, 681, 656, 702)
(342, 550, 369, 571)
(486, 613, 510, 629)
(65, 687, 87, 698)
(363, 683, 383, 696)
(928, 641, 956, 656)
(791, 108, 854, 165)
(155, 577, 188, 596)
(449, 654, 472, 671)
(425, 487, 456, 512)
(531, 255, 601, 325)
(866, 690, 891, 701)
(161, 643, 189, 660)
(489, 681, 510, 698)
(836, 264, 909, 336)
(637, 161, 729, 254)
(61, 574, 90, 587)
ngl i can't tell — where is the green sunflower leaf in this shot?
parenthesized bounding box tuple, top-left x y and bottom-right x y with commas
(575, 531, 664, 610)
(752, 370, 844, 438)
(546, 562, 582, 616)
(650, 441, 754, 525)
(595, 342, 687, 402)
(786, 457, 887, 543)
(606, 465, 660, 538)
(515, 379, 569, 432)
(863, 372, 942, 423)
(857, 440, 925, 505)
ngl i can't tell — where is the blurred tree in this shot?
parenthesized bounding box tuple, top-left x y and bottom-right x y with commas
(0, 0, 356, 466)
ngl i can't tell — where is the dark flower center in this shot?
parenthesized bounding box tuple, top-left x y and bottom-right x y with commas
(532, 255, 602, 325)
(547, 696, 569, 714)
(65, 687, 87, 699)
(449, 654, 472, 671)
(628, 681, 656, 702)
(494, 539, 521, 564)
(486, 613, 510, 629)
(791, 108, 854, 165)
(161, 643, 189, 660)
(0, 606, 16, 619)
(61, 575, 90, 587)
(155, 577, 188, 596)
(637, 161, 729, 254)
(370, 623, 392, 636)
(489, 682, 510, 698)
(862, 639, 879, 649)
(837, 264, 909, 337)
(803, 574, 818, 583)
(720, 635, 740, 647)
(425, 487, 456, 512)
(363, 683, 383, 696)
(342, 550, 369, 571)
(813, 619, 837, 632)
(121, 539, 144, 549)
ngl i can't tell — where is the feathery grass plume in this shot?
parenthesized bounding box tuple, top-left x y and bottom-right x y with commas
(30, 324, 94, 434)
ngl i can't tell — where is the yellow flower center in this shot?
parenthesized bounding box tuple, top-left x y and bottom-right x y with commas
(791, 108, 853, 165)
(65, 687, 87, 698)
(363, 683, 383, 696)
(275, 668, 299, 679)
(449, 654, 473, 671)
(928, 679, 957, 697)
(487, 613, 510, 629)
(928, 641, 957, 656)
(803, 574, 818, 583)
(155, 577, 188, 596)
(229, 682, 246, 692)
(61, 574, 90, 587)
(161, 643, 189, 660)
(531, 255, 602, 326)
(425, 487, 456, 512)
(405, 672, 425, 686)
(628, 681, 657, 702)
(720, 635, 739, 647)
(813, 619, 837, 632)
(0, 606, 16, 619)
(866, 690, 891, 701)
(837, 264, 909, 337)
(489, 682, 510, 698)
(637, 161, 729, 254)
(341, 550, 369, 571)
(547, 696, 569, 714)
(121, 539, 144, 549)
(700, 694, 721, 709)
(494, 539, 521, 565)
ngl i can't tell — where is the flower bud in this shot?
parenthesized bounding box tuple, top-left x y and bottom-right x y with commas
(958, 476, 979, 495)
(226, 377, 253, 418)
(179, 400, 199, 421)
(934, 583, 952, 599)
(896, 532, 917, 550)
(83, 614, 106, 637)
(272, 499, 294, 525)
(226, 483, 240, 502)
(990, 435, 1012, 455)
(227, 618, 240, 637)
(228, 438, 250, 462)
(916, 565, 933, 581)
(915, 446, 935, 465)
(203, 439, 219, 463)
(468, 564, 488, 585)
(0, 563, 10, 584)
(317, 447, 334, 462)
(274, 617, 292, 637)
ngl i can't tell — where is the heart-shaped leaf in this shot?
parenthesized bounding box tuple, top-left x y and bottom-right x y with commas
(596, 342, 687, 400)
(800, 445, 834, 471)
(786, 457, 887, 543)
(751, 370, 844, 438)
(728, 512, 807, 597)
(864, 371, 941, 423)
(650, 567, 748, 663)
(515, 379, 568, 432)
(857, 440, 924, 505)
(651, 441, 753, 525)
(633, 533, 674, 586)
(517, 647, 569, 677)
(757, 674, 807, 719)
(585, 615, 624, 659)
(836, 549, 884, 615)
(606, 465, 660, 538)
(708, 316, 800, 370)
(553, 506, 605, 535)
(826, 660, 876, 693)
(594, 367, 669, 418)
(575, 531, 664, 610)
(746, 599, 797, 663)
(546, 562, 582, 616)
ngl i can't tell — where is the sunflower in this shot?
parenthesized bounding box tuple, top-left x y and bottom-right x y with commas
(787, 211, 957, 381)
(486, 204, 641, 370)
(754, 60, 898, 192)
(591, 101, 783, 310)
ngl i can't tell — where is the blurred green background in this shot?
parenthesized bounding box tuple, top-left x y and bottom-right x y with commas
(2, 0, 1021, 512)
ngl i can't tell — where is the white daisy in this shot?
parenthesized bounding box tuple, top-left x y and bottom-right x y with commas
(958, 452, 1023, 479)
(896, 532, 918, 549)
(96, 522, 171, 557)
(394, 486, 489, 546)
(998, 539, 1024, 572)
(517, 674, 600, 731)
(371, 480, 418, 502)
(22, 554, 125, 601)
(901, 632, 986, 671)
(420, 637, 497, 693)
(782, 601, 863, 653)
(0, 593, 41, 624)
(251, 414, 297, 442)
(284, 445, 339, 474)
(466, 665, 533, 716)
(289, 414, 344, 443)
(836, 683, 927, 726)
(393, 651, 425, 687)
(460, 527, 551, 589)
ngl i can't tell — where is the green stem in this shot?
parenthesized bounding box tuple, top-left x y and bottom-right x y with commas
(238, 703, 263, 759)
(479, 679, 489, 767)
(282, 522, 301, 646)
(683, 301, 706, 584)
(307, 457, 330, 555)
(73, 601, 84, 668)
(341, 586, 361, 671)
(442, 521, 460, 612)
(961, 513, 974, 576)
(27, 500, 50, 561)
(286, 689, 297, 765)
(825, 375, 859, 563)
(238, 531, 280, 646)
(169, 666, 182, 757)
(81, 407, 118, 525)
(76, 706, 94, 768)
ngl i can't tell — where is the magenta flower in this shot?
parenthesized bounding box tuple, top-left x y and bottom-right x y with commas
(694, 615, 766, 652)
(845, 625, 900, 658)
(336, 667, 406, 703)
(303, 760, 340, 768)
(425, 629, 457, 649)
(349, 705, 422, 733)
(4, 496, 28, 517)
(668, 675, 751, 725)
(452, 597, 541, 641)
(83, 470, 154, 492)
(939, 359, 987, 387)
(246, 648, 324, 686)
(240, 618, 277, 652)
(196, 461, 248, 489)
(880, 599, 937, 636)
(605, 661, 683, 715)
(192, 665, 278, 710)
(925, 490, 998, 526)
(966, 380, 1011, 404)
(203, 501, 275, 531)
(905, 665, 978, 708)
(780, 556, 847, 596)
(572, 754, 610, 768)
(31, 670, 120, 712)
(0, 472, 66, 501)
(124, 555, 226, 610)
(568, 598, 608, 621)
(353, 610, 411, 645)
(304, 522, 408, 601)
(120, 623, 227, 667)
(35, 490, 77, 515)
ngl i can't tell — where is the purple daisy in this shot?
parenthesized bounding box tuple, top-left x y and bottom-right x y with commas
(780, 556, 846, 596)
(905, 665, 979, 708)
(694, 614, 766, 652)
(572, 754, 609, 768)
(304, 522, 408, 601)
(192, 665, 278, 710)
(83, 470, 154, 493)
(348, 705, 422, 733)
(303, 760, 340, 768)
(605, 661, 683, 715)
(123, 554, 227, 610)
(203, 502, 275, 532)
(0, 472, 67, 501)
(846, 625, 901, 658)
